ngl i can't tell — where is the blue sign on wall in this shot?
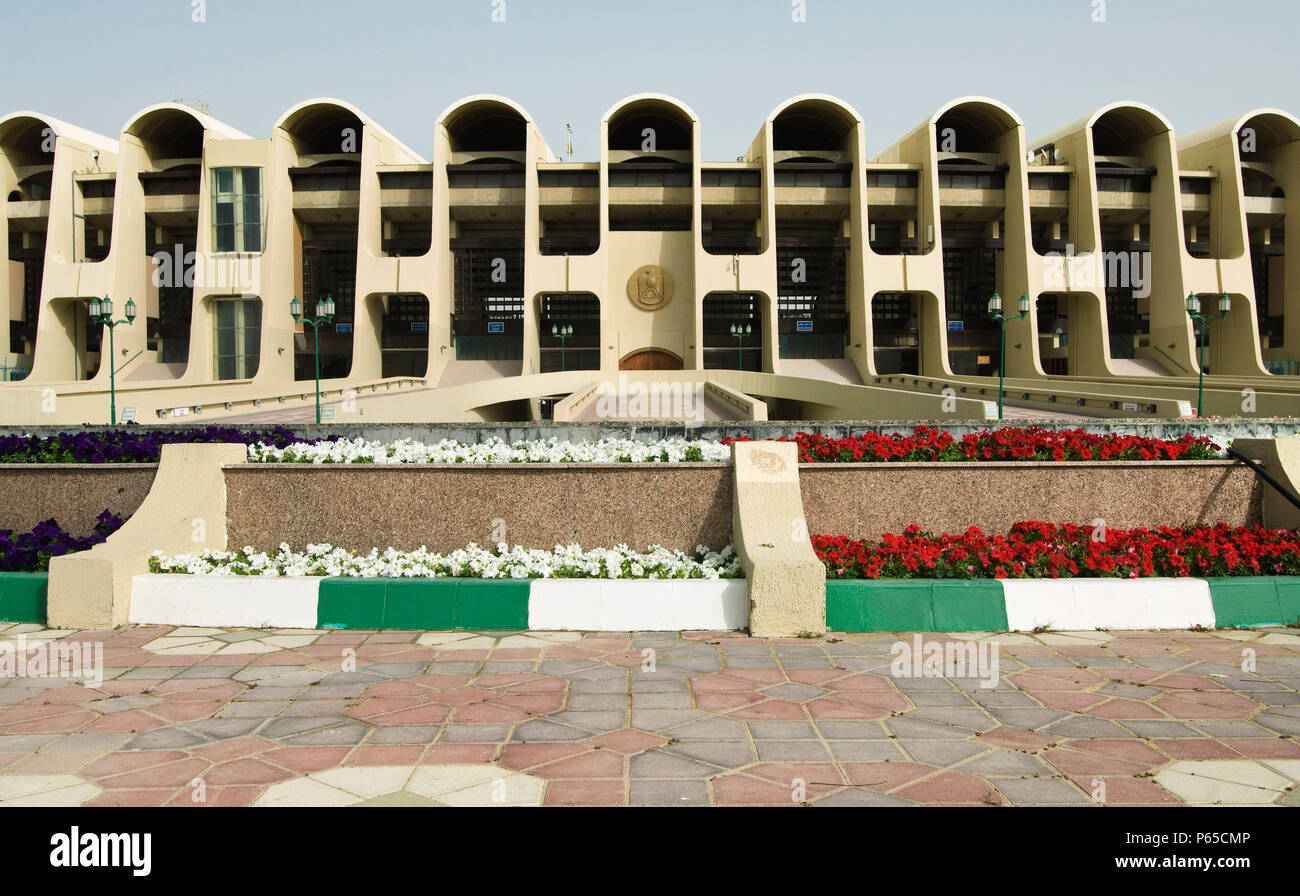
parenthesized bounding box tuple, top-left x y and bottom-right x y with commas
(487, 321, 505, 334)
(410, 322, 428, 333)
(796, 320, 814, 332)
(335, 323, 352, 334)
(948, 320, 964, 332)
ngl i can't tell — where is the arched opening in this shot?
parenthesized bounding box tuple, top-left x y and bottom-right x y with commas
(1, 117, 59, 373)
(703, 292, 763, 371)
(213, 295, 262, 380)
(537, 292, 599, 372)
(372, 292, 429, 377)
(1239, 112, 1300, 360)
(608, 101, 691, 152)
(619, 348, 683, 371)
(607, 98, 693, 232)
(871, 292, 921, 375)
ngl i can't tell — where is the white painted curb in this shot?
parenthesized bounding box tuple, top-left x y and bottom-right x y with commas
(528, 579, 749, 631)
(1001, 578, 1216, 631)
(129, 574, 322, 629)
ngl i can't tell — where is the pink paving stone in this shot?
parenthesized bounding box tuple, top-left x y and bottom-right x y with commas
(167, 785, 263, 807)
(1220, 738, 1300, 759)
(499, 742, 592, 771)
(1042, 748, 1156, 778)
(422, 744, 500, 764)
(785, 669, 845, 685)
(1153, 739, 1242, 760)
(491, 676, 568, 694)
(894, 771, 1004, 805)
(355, 703, 452, 726)
(726, 699, 808, 721)
(1087, 698, 1167, 720)
(1061, 738, 1167, 766)
(366, 679, 443, 697)
(691, 673, 763, 694)
(193, 736, 278, 762)
(695, 692, 764, 713)
(543, 778, 626, 807)
(25, 685, 102, 704)
(430, 650, 491, 662)
(6, 752, 100, 774)
(83, 750, 191, 779)
(474, 673, 539, 688)
(364, 632, 420, 643)
(586, 729, 668, 754)
(343, 745, 427, 767)
(261, 746, 353, 774)
(976, 726, 1058, 752)
(602, 652, 646, 668)
(204, 758, 295, 786)
(2, 709, 99, 734)
(1150, 673, 1229, 691)
(151, 682, 246, 703)
(370, 649, 436, 664)
(1154, 695, 1258, 719)
(246, 651, 319, 667)
(434, 686, 498, 706)
(805, 696, 899, 721)
(346, 696, 428, 720)
(85, 789, 178, 808)
(1030, 691, 1108, 713)
(743, 761, 842, 787)
(1068, 775, 1181, 805)
(96, 681, 156, 696)
(822, 672, 899, 692)
(1008, 669, 1105, 691)
(842, 761, 940, 791)
(98, 758, 212, 789)
(451, 703, 532, 723)
(531, 749, 626, 779)
(543, 647, 606, 659)
(0, 703, 89, 724)
(490, 649, 543, 660)
(144, 701, 226, 723)
(721, 669, 789, 685)
(1090, 668, 1165, 684)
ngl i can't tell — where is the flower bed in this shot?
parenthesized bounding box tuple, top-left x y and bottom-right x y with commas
(727, 426, 1221, 463)
(0, 426, 303, 464)
(813, 522, 1300, 579)
(0, 510, 126, 572)
(246, 436, 730, 464)
(149, 542, 742, 579)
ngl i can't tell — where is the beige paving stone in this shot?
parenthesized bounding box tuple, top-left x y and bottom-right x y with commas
(438, 777, 544, 807)
(259, 635, 318, 648)
(1261, 760, 1300, 781)
(1257, 633, 1300, 645)
(152, 641, 224, 656)
(1212, 631, 1264, 642)
(215, 641, 281, 655)
(169, 627, 225, 636)
(0, 774, 100, 806)
(1155, 760, 1293, 805)
(416, 633, 476, 646)
(1036, 631, 1114, 645)
(254, 778, 358, 807)
(312, 766, 415, 799)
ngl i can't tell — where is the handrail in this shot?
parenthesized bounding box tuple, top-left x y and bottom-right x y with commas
(1226, 446, 1300, 512)
(1148, 344, 1190, 375)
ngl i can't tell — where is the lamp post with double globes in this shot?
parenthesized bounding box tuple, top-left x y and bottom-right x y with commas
(88, 295, 136, 425)
(1186, 292, 1230, 417)
(551, 324, 573, 371)
(986, 291, 1030, 420)
(730, 322, 752, 371)
(290, 294, 335, 424)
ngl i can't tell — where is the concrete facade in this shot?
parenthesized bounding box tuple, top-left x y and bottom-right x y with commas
(4, 95, 1300, 424)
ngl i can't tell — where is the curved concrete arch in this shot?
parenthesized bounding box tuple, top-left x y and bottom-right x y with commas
(930, 95, 1024, 134)
(602, 92, 699, 127)
(0, 111, 117, 156)
(276, 97, 423, 162)
(436, 95, 534, 154)
(122, 101, 247, 142)
(437, 93, 536, 129)
(768, 94, 862, 152)
(1087, 101, 1173, 153)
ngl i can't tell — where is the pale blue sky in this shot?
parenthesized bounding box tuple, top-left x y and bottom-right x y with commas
(2, 0, 1295, 159)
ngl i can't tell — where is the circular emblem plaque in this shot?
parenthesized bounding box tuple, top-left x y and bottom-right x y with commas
(627, 265, 674, 311)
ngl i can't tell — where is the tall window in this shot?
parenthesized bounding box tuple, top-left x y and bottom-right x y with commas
(213, 298, 261, 379)
(212, 167, 263, 253)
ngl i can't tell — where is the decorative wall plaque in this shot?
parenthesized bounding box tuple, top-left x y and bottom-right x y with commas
(627, 265, 674, 311)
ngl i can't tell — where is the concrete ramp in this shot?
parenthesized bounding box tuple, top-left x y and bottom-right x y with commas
(1112, 358, 1174, 377)
(437, 359, 524, 387)
(780, 358, 865, 385)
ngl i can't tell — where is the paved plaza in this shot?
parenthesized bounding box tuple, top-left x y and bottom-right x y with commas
(0, 624, 1297, 806)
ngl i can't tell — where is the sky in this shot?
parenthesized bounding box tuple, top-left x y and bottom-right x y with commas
(1, 0, 1297, 160)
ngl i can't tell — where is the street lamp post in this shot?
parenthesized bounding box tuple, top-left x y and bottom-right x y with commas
(551, 324, 572, 371)
(986, 292, 1030, 420)
(729, 322, 752, 371)
(1186, 292, 1230, 417)
(88, 295, 136, 425)
(290, 294, 335, 424)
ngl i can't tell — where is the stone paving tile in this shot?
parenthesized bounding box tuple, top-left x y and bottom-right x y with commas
(0, 625, 1296, 805)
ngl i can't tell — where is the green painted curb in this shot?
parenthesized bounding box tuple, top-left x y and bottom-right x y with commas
(1207, 577, 1300, 628)
(826, 579, 1008, 632)
(317, 578, 531, 630)
(0, 572, 48, 625)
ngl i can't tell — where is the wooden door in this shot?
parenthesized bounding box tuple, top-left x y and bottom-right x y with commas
(619, 349, 682, 371)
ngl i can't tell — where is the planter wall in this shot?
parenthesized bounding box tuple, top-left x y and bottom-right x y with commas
(0, 465, 156, 532)
(224, 464, 734, 553)
(802, 461, 1260, 539)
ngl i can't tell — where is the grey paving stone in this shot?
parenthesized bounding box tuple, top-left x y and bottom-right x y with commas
(816, 720, 890, 739)
(186, 718, 263, 740)
(987, 708, 1070, 730)
(279, 699, 353, 717)
(721, 657, 782, 669)
(423, 661, 481, 674)
(1125, 657, 1193, 671)
(318, 671, 387, 685)
(907, 688, 980, 707)
(629, 778, 712, 806)
(630, 677, 691, 693)
(814, 788, 916, 807)
(886, 715, 979, 740)
(630, 749, 721, 779)
(438, 723, 511, 743)
(826, 657, 894, 673)
(994, 777, 1094, 806)
(777, 657, 837, 669)
(1011, 655, 1081, 668)
(545, 711, 625, 733)
(960, 751, 1056, 778)
(1118, 720, 1203, 738)
(631, 709, 707, 732)
(890, 676, 961, 692)
(367, 725, 441, 745)
(259, 715, 348, 739)
(1041, 717, 1135, 738)
(175, 667, 236, 679)
(971, 691, 1040, 707)
(299, 683, 371, 699)
(567, 678, 629, 695)
(1097, 682, 1155, 700)
(122, 727, 211, 750)
(478, 662, 538, 674)
(1258, 692, 1300, 706)
(538, 660, 603, 675)
(0, 734, 62, 752)
(654, 655, 723, 673)
(907, 707, 997, 731)
(630, 692, 694, 710)
(41, 732, 133, 753)
(662, 716, 751, 741)
(280, 721, 370, 746)
(1253, 712, 1300, 736)
(84, 694, 161, 714)
(747, 721, 818, 740)
(236, 686, 309, 702)
(215, 700, 290, 719)
(665, 740, 756, 768)
(511, 720, 591, 742)
(903, 740, 988, 767)
(360, 663, 428, 678)
(118, 667, 188, 679)
(567, 693, 629, 711)
(232, 668, 324, 685)
(756, 740, 833, 762)
(1192, 720, 1279, 738)
(826, 740, 908, 762)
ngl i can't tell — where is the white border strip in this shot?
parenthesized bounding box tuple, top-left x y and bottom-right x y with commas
(528, 579, 749, 631)
(1001, 578, 1215, 631)
(129, 574, 322, 629)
